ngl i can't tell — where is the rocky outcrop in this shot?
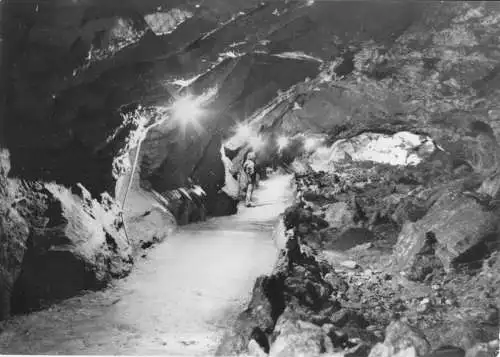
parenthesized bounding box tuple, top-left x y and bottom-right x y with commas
(321, 202, 356, 230)
(241, 3, 500, 183)
(368, 321, 431, 357)
(269, 317, 336, 357)
(0, 150, 30, 320)
(220, 150, 499, 356)
(218, 193, 377, 355)
(0, 148, 134, 318)
(10, 182, 133, 315)
(2, 0, 459, 207)
(216, 274, 284, 356)
(3, 0, 325, 202)
(393, 188, 499, 271)
(464, 341, 499, 357)
(325, 132, 436, 167)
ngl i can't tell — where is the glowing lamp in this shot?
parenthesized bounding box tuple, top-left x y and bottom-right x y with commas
(277, 136, 289, 151)
(170, 94, 204, 124)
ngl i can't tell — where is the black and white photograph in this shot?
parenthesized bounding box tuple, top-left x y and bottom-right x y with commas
(0, 0, 499, 356)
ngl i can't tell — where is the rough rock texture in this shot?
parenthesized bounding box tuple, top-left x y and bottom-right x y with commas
(216, 274, 284, 356)
(0, 150, 30, 320)
(118, 184, 177, 250)
(220, 155, 499, 356)
(10, 182, 133, 314)
(2, 0, 500, 344)
(3, 0, 327, 201)
(2, 0, 454, 206)
(0, 148, 134, 318)
(325, 132, 436, 167)
(219, 195, 377, 355)
(393, 189, 499, 271)
(465, 341, 499, 357)
(269, 317, 334, 357)
(242, 2, 500, 185)
(382, 320, 431, 356)
(322, 202, 356, 230)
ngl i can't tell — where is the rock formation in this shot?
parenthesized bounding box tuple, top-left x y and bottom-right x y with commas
(219, 161, 499, 356)
(0, 2, 499, 351)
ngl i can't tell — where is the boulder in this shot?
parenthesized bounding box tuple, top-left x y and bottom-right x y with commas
(216, 275, 284, 356)
(284, 205, 314, 230)
(124, 189, 177, 250)
(432, 320, 492, 352)
(10, 183, 132, 315)
(368, 321, 430, 357)
(323, 202, 356, 229)
(384, 321, 431, 357)
(406, 251, 444, 282)
(400, 231, 444, 282)
(368, 343, 391, 357)
(282, 265, 333, 310)
(393, 189, 499, 270)
(248, 339, 268, 357)
(391, 198, 429, 226)
(269, 317, 334, 357)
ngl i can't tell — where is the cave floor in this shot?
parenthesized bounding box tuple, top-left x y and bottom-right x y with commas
(0, 175, 293, 355)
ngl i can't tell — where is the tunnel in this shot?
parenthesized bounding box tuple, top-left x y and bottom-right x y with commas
(0, 0, 499, 355)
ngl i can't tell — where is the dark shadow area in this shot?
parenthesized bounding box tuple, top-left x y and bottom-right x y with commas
(11, 238, 106, 315)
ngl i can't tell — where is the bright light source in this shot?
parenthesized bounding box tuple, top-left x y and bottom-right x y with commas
(304, 138, 317, 151)
(236, 123, 251, 138)
(277, 136, 289, 151)
(170, 94, 204, 124)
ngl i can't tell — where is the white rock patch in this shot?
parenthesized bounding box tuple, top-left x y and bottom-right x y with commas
(144, 9, 193, 36)
(273, 51, 323, 63)
(310, 131, 435, 171)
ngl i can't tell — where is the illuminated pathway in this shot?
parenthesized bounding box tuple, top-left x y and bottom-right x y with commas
(0, 175, 293, 356)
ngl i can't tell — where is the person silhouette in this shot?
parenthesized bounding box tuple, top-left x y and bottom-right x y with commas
(242, 151, 258, 207)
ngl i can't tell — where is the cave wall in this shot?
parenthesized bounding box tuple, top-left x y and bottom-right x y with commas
(2, 0, 429, 202)
(243, 2, 500, 181)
